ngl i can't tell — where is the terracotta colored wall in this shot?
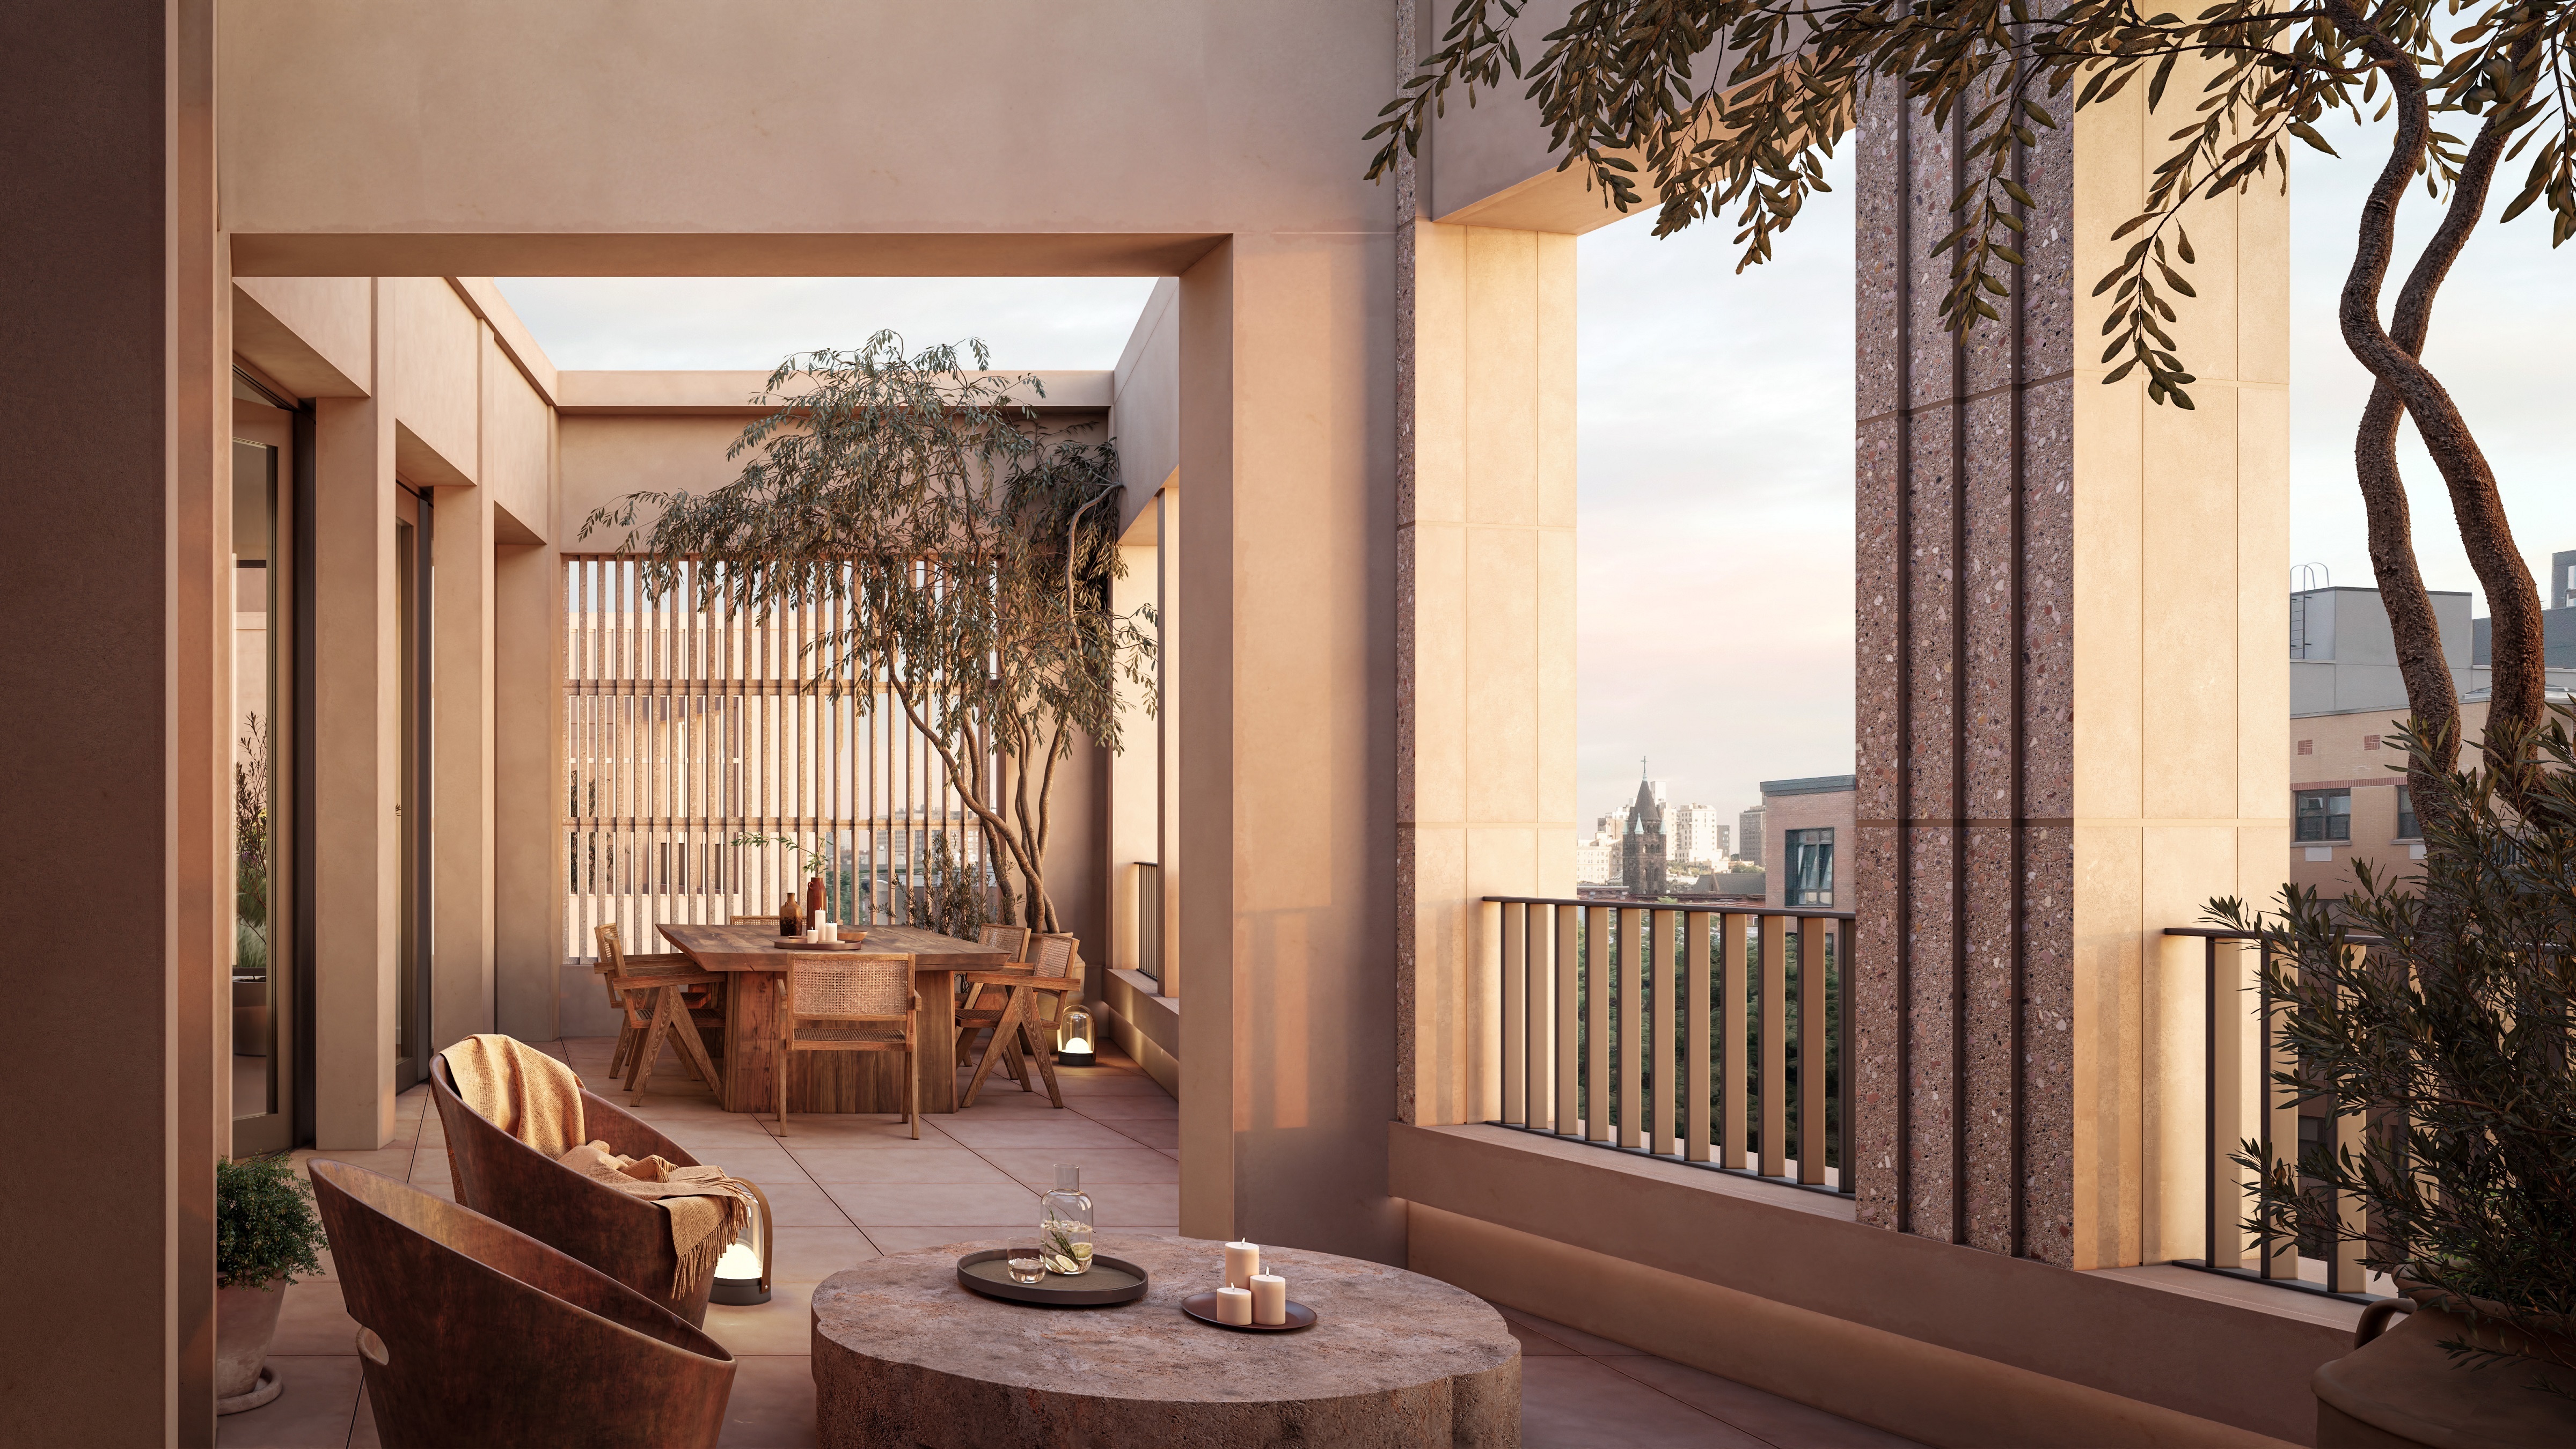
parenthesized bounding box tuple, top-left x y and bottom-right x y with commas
(2287, 702, 2468, 896)
(2, 4, 227, 1440)
(1762, 788, 1858, 910)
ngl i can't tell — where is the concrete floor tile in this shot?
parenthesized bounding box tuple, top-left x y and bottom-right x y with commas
(982, 1147, 1178, 1185)
(402, 1152, 452, 1185)
(932, 1117, 1140, 1151)
(1509, 1320, 1581, 1357)
(1603, 1358, 1932, 1448)
(267, 1279, 362, 1358)
(1085, 1183, 1180, 1228)
(1064, 1094, 1177, 1121)
(791, 1147, 1011, 1185)
(716, 1355, 817, 1448)
(1051, 1075, 1168, 1096)
(766, 1224, 878, 1284)
(1499, 1305, 1646, 1356)
(1520, 1358, 1768, 1448)
(214, 1355, 364, 1449)
(821, 1181, 1038, 1226)
(1102, 1118, 1180, 1150)
(744, 1179, 858, 1228)
(702, 1284, 821, 1357)
(767, 1118, 946, 1149)
(857, 1224, 1030, 1255)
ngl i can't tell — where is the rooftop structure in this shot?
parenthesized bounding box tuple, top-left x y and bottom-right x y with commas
(8, 8, 2410, 1447)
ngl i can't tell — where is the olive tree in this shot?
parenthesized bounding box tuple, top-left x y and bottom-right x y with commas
(583, 334, 1153, 933)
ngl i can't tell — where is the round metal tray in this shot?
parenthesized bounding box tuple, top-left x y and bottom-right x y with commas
(955, 1249, 1149, 1307)
(769, 936, 871, 952)
(1180, 1291, 1318, 1333)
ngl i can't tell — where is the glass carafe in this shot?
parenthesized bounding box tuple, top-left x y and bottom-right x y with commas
(1039, 1164, 1094, 1275)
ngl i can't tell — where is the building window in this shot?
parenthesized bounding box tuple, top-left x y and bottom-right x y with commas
(2295, 789, 2352, 843)
(1787, 828, 1835, 906)
(2396, 785, 2418, 840)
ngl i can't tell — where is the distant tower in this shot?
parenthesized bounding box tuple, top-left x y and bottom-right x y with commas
(1620, 769, 1668, 898)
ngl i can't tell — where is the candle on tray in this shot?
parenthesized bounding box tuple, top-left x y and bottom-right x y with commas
(1216, 1286, 1254, 1326)
(822, 920, 838, 943)
(1250, 1273, 1286, 1326)
(1224, 1241, 1260, 1290)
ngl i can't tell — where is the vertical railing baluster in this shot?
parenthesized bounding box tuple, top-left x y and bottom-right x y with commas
(1555, 904, 1579, 1139)
(1719, 912, 1750, 1170)
(1760, 912, 1789, 1178)
(1502, 901, 1527, 1127)
(2327, 943, 2367, 1293)
(1685, 910, 1713, 1163)
(1798, 916, 1828, 1185)
(1585, 906, 1609, 1143)
(1837, 920, 1856, 1195)
(2263, 944, 2298, 1279)
(1526, 902, 1550, 1133)
(1618, 906, 1645, 1150)
(1651, 909, 1679, 1157)
(2207, 936, 2242, 1272)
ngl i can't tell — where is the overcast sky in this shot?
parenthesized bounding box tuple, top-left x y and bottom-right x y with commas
(496, 106, 2573, 851)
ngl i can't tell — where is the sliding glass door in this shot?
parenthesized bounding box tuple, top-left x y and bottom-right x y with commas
(394, 489, 435, 1091)
(232, 397, 296, 1153)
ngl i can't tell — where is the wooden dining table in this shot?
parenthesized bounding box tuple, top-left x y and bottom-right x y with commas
(656, 922, 1012, 1116)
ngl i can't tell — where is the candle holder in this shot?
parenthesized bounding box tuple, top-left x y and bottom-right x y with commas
(1056, 1005, 1096, 1067)
(709, 1182, 773, 1305)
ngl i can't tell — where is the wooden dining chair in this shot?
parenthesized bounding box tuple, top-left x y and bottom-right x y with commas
(595, 923, 727, 1107)
(957, 923, 1037, 1084)
(956, 932, 1084, 1109)
(775, 953, 918, 1138)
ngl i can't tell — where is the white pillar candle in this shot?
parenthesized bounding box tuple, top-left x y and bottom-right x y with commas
(804, 924, 820, 942)
(1224, 1241, 1260, 1290)
(1215, 1286, 1254, 1326)
(822, 920, 838, 943)
(1249, 1273, 1286, 1326)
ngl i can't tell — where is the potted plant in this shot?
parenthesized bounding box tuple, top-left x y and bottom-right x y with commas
(215, 1153, 326, 1414)
(2208, 716, 2576, 1447)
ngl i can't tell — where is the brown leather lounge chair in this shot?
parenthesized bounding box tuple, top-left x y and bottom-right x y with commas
(308, 1160, 734, 1449)
(430, 1053, 765, 1327)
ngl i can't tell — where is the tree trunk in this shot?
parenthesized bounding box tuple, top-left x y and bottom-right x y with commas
(2354, 86, 2522, 822)
(2325, 0, 2549, 755)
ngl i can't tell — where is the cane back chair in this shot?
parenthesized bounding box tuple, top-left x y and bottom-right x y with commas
(956, 932, 1085, 1109)
(776, 952, 919, 1138)
(594, 923, 726, 1107)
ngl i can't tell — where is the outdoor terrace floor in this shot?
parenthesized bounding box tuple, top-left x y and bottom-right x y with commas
(226, 1037, 1924, 1448)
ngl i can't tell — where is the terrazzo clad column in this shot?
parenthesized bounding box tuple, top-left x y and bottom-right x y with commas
(1852, 78, 2289, 1270)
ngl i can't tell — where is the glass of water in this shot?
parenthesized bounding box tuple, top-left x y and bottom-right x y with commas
(1006, 1247, 1046, 1285)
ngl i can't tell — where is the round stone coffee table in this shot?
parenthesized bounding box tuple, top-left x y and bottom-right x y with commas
(810, 1233, 1520, 1448)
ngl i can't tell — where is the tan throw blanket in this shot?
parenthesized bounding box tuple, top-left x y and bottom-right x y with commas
(555, 1143, 756, 1296)
(440, 1034, 755, 1296)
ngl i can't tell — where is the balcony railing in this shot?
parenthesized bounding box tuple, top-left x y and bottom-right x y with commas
(1481, 897, 1857, 1198)
(2163, 927, 2388, 1302)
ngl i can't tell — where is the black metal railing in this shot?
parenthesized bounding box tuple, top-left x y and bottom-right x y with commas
(2163, 927, 2386, 1301)
(1482, 897, 1857, 1198)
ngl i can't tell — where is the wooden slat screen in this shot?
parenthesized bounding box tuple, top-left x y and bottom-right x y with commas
(562, 555, 991, 961)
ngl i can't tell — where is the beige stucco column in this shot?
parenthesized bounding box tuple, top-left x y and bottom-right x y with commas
(493, 526, 561, 1040)
(311, 281, 401, 1150)
(1174, 233, 1407, 1262)
(1395, 219, 1579, 1131)
(430, 469, 495, 1051)
(1852, 84, 2289, 1269)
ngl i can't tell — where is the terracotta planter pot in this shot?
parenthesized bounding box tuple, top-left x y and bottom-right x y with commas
(215, 1280, 288, 1410)
(2315, 1291, 2576, 1448)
